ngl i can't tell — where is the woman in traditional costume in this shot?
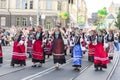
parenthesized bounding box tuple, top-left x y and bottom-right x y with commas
(88, 30, 96, 62)
(107, 30, 114, 60)
(72, 36, 82, 71)
(52, 26, 66, 69)
(69, 31, 75, 57)
(11, 31, 26, 67)
(0, 34, 3, 66)
(27, 30, 34, 58)
(32, 26, 45, 67)
(44, 31, 52, 58)
(114, 33, 119, 51)
(94, 30, 109, 71)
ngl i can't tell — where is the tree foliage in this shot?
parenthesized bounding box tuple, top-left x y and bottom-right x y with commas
(115, 8, 120, 29)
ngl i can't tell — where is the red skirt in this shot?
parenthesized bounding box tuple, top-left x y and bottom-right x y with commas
(0, 45, 3, 63)
(88, 42, 95, 56)
(94, 43, 109, 68)
(27, 40, 33, 53)
(32, 40, 44, 60)
(0, 45, 2, 58)
(12, 41, 26, 60)
(52, 39, 64, 59)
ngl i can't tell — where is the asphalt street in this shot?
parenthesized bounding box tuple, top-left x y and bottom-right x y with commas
(0, 46, 120, 80)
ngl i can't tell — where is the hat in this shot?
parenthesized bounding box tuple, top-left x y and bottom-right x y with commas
(29, 30, 33, 32)
(38, 26, 43, 31)
(56, 24, 61, 28)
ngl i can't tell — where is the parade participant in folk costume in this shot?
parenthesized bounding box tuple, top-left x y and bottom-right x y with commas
(27, 30, 34, 58)
(114, 33, 119, 51)
(94, 30, 109, 71)
(88, 30, 96, 62)
(79, 29, 87, 55)
(44, 30, 52, 58)
(52, 25, 66, 69)
(107, 30, 114, 60)
(72, 35, 82, 71)
(11, 31, 26, 67)
(62, 27, 69, 55)
(69, 28, 75, 57)
(32, 26, 45, 67)
(0, 34, 3, 66)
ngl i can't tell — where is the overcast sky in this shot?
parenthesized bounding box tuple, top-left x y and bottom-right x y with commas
(85, 0, 120, 17)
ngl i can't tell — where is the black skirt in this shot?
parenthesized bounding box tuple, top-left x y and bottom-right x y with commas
(94, 64, 107, 69)
(32, 58, 45, 63)
(53, 56, 66, 64)
(109, 56, 113, 60)
(88, 56, 94, 62)
(0, 57, 3, 64)
(72, 65, 81, 67)
(11, 58, 26, 66)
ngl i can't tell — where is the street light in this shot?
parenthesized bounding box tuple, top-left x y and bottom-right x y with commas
(29, 16, 33, 27)
(41, 14, 46, 28)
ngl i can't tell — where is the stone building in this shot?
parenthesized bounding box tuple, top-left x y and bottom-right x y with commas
(68, 0, 88, 26)
(0, 0, 87, 29)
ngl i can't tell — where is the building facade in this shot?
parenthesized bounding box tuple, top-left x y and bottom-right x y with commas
(68, 0, 87, 26)
(0, 0, 87, 29)
(0, 0, 38, 27)
(108, 2, 120, 15)
(0, 0, 68, 29)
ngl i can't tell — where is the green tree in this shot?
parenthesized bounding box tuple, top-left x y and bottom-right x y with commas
(115, 8, 120, 42)
(93, 17, 100, 26)
(115, 8, 120, 29)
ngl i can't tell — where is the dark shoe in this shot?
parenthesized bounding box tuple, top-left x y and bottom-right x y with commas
(100, 67, 103, 71)
(38, 64, 42, 67)
(74, 67, 77, 70)
(95, 68, 98, 71)
(76, 68, 80, 71)
(32, 65, 37, 67)
(11, 64, 15, 67)
(20, 64, 23, 66)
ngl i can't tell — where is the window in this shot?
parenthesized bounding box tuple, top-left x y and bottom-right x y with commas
(46, 0, 52, 10)
(30, 0, 33, 9)
(46, 22, 51, 30)
(1, 17, 6, 26)
(16, 0, 20, 9)
(68, 0, 73, 4)
(16, 18, 20, 26)
(73, 0, 76, 4)
(22, 18, 27, 26)
(57, 1, 61, 11)
(0, 0, 6, 9)
(22, 0, 27, 9)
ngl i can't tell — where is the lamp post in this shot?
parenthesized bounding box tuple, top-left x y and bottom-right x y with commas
(29, 16, 33, 27)
(41, 14, 46, 28)
(37, 0, 40, 26)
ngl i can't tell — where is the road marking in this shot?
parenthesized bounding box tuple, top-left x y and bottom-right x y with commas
(21, 58, 72, 80)
(106, 53, 120, 80)
(71, 63, 93, 80)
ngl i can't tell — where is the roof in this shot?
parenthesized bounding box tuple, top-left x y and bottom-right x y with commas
(106, 14, 115, 20)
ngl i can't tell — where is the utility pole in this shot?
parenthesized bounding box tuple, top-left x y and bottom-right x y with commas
(77, 0, 78, 23)
(37, 0, 39, 26)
